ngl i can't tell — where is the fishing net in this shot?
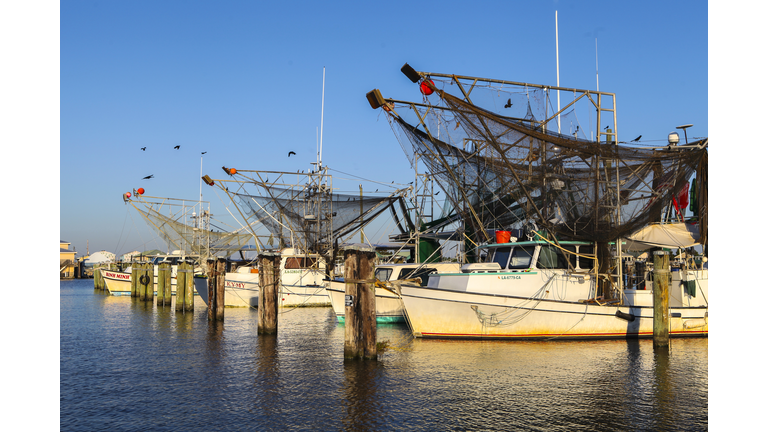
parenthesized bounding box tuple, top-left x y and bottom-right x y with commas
(133, 204, 255, 258)
(384, 80, 708, 246)
(232, 185, 406, 253)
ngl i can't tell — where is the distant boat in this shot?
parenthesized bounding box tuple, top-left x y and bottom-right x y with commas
(100, 253, 204, 296)
(326, 261, 461, 323)
(196, 248, 328, 308)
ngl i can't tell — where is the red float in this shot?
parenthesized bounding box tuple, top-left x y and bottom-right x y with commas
(419, 79, 435, 96)
(137, 188, 145, 195)
(230, 168, 237, 175)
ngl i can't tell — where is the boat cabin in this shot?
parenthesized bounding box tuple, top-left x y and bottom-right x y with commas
(375, 262, 461, 287)
(464, 240, 595, 273)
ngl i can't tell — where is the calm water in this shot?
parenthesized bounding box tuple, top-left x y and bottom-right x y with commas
(61, 279, 707, 431)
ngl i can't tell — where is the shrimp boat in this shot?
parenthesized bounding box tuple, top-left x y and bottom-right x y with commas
(99, 253, 207, 296)
(106, 191, 256, 297)
(195, 247, 328, 308)
(397, 232, 707, 339)
(367, 63, 708, 340)
(201, 161, 411, 307)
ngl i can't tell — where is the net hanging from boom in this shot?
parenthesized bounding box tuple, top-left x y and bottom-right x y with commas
(231, 185, 406, 253)
(132, 202, 255, 258)
(384, 83, 708, 246)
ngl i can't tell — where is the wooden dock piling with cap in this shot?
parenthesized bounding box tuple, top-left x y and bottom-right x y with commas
(157, 262, 169, 306)
(342, 245, 377, 361)
(184, 262, 194, 311)
(653, 250, 670, 347)
(130, 262, 139, 298)
(258, 252, 281, 335)
(207, 258, 225, 321)
(175, 262, 187, 312)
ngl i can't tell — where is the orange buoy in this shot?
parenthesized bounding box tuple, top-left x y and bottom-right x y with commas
(230, 168, 237, 175)
(137, 187, 145, 195)
(126, 192, 131, 198)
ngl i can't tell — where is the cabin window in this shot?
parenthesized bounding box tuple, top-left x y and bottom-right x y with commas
(536, 245, 569, 269)
(509, 246, 536, 269)
(285, 257, 318, 269)
(563, 245, 578, 269)
(578, 245, 595, 270)
(375, 268, 393, 282)
(401, 267, 437, 287)
(491, 247, 512, 268)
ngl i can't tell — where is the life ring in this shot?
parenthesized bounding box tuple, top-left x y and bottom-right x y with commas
(139, 274, 150, 286)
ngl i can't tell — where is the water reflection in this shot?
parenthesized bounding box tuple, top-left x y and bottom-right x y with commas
(341, 361, 383, 431)
(254, 334, 282, 422)
(61, 280, 708, 431)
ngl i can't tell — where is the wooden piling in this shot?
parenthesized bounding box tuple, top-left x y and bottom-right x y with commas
(157, 263, 168, 306)
(258, 252, 281, 335)
(343, 245, 377, 361)
(653, 250, 670, 347)
(206, 259, 225, 321)
(176, 262, 187, 312)
(207, 259, 217, 319)
(215, 258, 225, 320)
(162, 263, 172, 304)
(184, 262, 195, 311)
(131, 262, 139, 298)
(145, 262, 155, 302)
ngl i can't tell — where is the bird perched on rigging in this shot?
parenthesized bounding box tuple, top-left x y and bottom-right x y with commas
(504, 98, 512, 108)
(140, 147, 146, 151)
(631, 135, 642, 142)
(201, 151, 207, 155)
(142, 175, 154, 180)
(174, 145, 180, 149)
(288, 151, 296, 157)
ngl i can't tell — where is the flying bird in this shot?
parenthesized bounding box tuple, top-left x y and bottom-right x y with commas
(435, 191, 440, 195)
(174, 145, 181, 149)
(288, 151, 296, 157)
(632, 135, 642, 142)
(142, 175, 154, 180)
(504, 98, 512, 108)
(140, 147, 146, 151)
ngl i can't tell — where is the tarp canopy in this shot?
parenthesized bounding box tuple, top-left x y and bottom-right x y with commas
(623, 223, 700, 251)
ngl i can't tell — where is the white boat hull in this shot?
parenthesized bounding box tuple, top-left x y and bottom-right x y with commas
(326, 280, 406, 323)
(195, 272, 329, 308)
(100, 268, 204, 297)
(400, 269, 708, 340)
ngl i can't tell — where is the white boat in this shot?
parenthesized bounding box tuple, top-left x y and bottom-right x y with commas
(398, 239, 708, 340)
(194, 265, 260, 308)
(196, 248, 328, 308)
(100, 255, 205, 296)
(326, 262, 461, 323)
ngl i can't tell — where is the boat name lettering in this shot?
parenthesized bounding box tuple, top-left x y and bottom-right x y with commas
(225, 282, 246, 288)
(106, 272, 130, 280)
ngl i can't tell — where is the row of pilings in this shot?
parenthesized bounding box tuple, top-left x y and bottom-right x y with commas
(93, 246, 672, 356)
(92, 246, 379, 361)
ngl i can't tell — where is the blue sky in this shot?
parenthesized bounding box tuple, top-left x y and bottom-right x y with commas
(54, 0, 712, 257)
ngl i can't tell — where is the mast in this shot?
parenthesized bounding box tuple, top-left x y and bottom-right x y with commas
(555, 10, 561, 134)
(318, 67, 325, 169)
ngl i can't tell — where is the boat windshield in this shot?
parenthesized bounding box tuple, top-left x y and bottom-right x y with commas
(491, 247, 511, 268)
(509, 246, 536, 270)
(375, 268, 393, 281)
